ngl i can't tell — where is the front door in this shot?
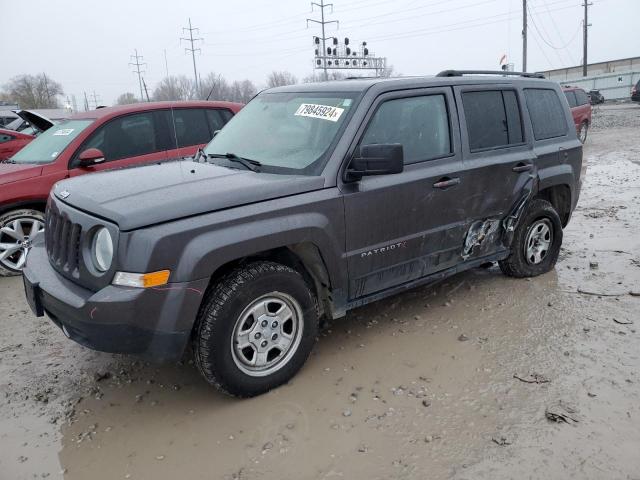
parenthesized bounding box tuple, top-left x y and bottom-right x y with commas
(342, 87, 466, 300)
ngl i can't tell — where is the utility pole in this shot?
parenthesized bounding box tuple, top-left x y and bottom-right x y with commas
(164, 49, 169, 77)
(129, 49, 147, 102)
(181, 18, 203, 96)
(142, 77, 150, 102)
(582, 1, 592, 77)
(42, 72, 52, 106)
(522, 0, 527, 72)
(307, 0, 339, 80)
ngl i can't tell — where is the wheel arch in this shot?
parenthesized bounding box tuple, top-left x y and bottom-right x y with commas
(0, 200, 47, 217)
(535, 183, 572, 227)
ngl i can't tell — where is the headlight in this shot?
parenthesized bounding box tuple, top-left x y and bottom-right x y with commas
(92, 227, 113, 272)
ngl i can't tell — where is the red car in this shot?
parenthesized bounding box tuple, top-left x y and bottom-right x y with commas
(0, 128, 35, 160)
(562, 86, 592, 143)
(0, 100, 242, 276)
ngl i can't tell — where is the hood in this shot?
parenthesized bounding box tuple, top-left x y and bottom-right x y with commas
(0, 163, 43, 185)
(53, 160, 325, 231)
(14, 110, 55, 133)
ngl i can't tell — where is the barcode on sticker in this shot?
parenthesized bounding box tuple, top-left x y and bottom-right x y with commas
(294, 103, 344, 122)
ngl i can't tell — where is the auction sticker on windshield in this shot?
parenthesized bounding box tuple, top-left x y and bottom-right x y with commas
(53, 129, 74, 136)
(295, 103, 345, 122)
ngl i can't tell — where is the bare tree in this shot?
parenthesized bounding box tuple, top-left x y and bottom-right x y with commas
(116, 92, 139, 105)
(2, 73, 63, 108)
(266, 71, 298, 88)
(302, 71, 347, 83)
(199, 73, 257, 104)
(152, 75, 197, 101)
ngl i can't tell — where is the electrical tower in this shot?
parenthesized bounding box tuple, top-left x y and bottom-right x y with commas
(90, 91, 101, 109)
(129, 49, 147, 102)
(181, 18, 203, 96)
(582, 1, 592, 77)
(307, 0, 339, 80)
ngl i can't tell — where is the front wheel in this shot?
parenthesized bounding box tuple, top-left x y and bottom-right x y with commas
(194, 261, 318, 397)
(0, 209, 45, 277)
(499, 199, 563, 278)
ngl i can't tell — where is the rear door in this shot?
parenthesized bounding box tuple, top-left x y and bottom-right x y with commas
(342, 87, 466, 299)
(453, 86, 536, 258)
(68, 110, 170, 177)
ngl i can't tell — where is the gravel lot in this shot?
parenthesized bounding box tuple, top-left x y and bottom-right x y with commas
(1, 103, 639, 480)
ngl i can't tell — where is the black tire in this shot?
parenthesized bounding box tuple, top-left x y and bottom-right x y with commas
(499, 198, 563, 278)
(0, 209, 45, 277)
(194, 261, 318, 397)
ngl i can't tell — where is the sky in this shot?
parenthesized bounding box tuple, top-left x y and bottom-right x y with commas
(1, 0, 636, 106)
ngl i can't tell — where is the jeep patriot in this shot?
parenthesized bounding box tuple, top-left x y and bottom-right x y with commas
(23, 71, 583, 397)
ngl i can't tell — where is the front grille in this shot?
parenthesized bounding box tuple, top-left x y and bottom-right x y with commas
(45, 209, 82, 276)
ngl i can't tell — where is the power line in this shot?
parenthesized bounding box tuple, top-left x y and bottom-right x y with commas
(128, 49, 146, 102)
(181, 18, 203, 95)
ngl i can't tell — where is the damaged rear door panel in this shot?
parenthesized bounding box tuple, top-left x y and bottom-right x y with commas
(453, 85, 537, 260)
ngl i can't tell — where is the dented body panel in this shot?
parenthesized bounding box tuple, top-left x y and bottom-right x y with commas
(23, 74, 582, 359)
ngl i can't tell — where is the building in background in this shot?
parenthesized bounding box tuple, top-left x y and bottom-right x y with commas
(541, 56, 640, 101)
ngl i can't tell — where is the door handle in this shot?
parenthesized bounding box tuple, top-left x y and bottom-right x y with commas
(512, 162, 533, 173)
(433, 177, 460, 189)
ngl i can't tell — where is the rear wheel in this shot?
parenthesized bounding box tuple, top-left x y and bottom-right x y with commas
(0, 209, 45, 277)
(194, 261, 318, 397)
(578, 121, 589, 143)
(499, 199, 563, 278)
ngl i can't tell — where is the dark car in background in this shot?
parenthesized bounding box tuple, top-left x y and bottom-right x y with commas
(588, 89, 605, 105)
(0, 100, 242, 276)
(562, 86, 592, 143)
(632, 79, 640, 103)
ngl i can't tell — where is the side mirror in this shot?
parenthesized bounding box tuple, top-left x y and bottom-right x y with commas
(77, 148, 105, 167)
(346, 143, 404, 181)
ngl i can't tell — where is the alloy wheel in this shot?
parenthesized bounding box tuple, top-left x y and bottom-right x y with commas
(0, 217, 45, 271)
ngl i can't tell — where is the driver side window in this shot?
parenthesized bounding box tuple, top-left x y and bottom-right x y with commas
(360, 94, 451, 164)
(82, 112, 158, 162)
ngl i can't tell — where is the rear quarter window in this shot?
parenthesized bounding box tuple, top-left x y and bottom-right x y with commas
(525, 89, 568, 141)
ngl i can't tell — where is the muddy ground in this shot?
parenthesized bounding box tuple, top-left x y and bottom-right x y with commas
(1, 103, 639, 480)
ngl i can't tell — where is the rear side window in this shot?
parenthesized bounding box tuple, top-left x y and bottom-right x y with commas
(360, 94, 451, 164)
(575, 89, 590, 105)
(462, 90, 523, 151)
(172, 108, 212, 148)
(525, 89, 568, 140)
(564, 90, 577, 107)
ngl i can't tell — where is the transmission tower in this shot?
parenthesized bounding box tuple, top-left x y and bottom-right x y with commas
(181, 18, 203, 96)
(129, 49, 147, 102)
(307, 0, 338, 80)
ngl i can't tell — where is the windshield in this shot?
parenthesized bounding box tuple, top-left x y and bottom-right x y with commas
(204, 92, 358, 175)
(11, 120, 93, 164)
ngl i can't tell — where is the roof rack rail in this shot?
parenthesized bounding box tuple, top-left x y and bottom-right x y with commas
(436, 70, 545, 79)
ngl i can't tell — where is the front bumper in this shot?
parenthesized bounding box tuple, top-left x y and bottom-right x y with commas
(23, 244, 209, 360)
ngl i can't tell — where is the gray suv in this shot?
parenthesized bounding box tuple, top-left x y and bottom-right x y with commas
(23, 71, 583, 397)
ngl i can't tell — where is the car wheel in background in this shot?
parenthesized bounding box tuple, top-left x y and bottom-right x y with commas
(0, 209, 45, 277)
(499, 199, 563, 278)
(194, 261, 319, 397)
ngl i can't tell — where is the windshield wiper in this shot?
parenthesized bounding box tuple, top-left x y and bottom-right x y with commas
(207, 152, 262, 172)
(1, 159, 17, 164)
